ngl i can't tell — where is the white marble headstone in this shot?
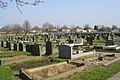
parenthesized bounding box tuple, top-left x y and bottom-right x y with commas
(77, 38, 83, 45)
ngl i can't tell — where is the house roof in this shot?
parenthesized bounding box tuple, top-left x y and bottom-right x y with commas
(31, 26, 41, 30)
(61, 26, 70, 29)
(74, 26, 82, 29)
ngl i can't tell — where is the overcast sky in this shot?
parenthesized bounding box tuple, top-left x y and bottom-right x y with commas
(0, 0, 120, 28)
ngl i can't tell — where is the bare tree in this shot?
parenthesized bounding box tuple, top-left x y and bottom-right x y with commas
(112, 25, 118, 30)
(23, 20, 31, 36)
(12, 24, 23, 36)
(1, 25, 11, 36)
(0, 0, 44, 13)
(42, 22, 53, 30)
(83, 24, 92, 30)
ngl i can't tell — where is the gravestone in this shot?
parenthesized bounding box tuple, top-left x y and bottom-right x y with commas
(1, 41, 4, 47)
(8, 42, 12, 51)
(86, 36, 93, 45)
(118, 36, 120, 46)
(6, 41, 9, 48)
(77, 38, 83, 45)
(68, 35, 71, 40)
(19, 42, 26, 51)
(14, 43, 19, 51)
(105, 34, 114, 46)
(67, 39, 74, 44)
(106, 40, 114, 46)
(45, 41, 53, 55)
(26, 44, 32, 52)
(0, 59, 4, 65)
(31, 44, 42, 56)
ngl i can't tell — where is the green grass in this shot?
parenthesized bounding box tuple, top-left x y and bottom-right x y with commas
(94, 48, 120, 53)
(7, 56, 66, 71)
(10, 57, 66, 66)
(94, 40, 106, 45)
(0, 66, 13, 80)
(0, 51, 31, 58)
(71, 60, 120, 80)
(0, 47, 8, 51)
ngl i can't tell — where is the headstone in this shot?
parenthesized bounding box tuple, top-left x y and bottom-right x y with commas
(26, 44, 32, 52)
(32, 44, 42, 56)
(77, 38, 83, 45)
(118, 36, 120, 46)
(6, 41, 9, 48)
(106, 40, 114, 46)
(45, 41, 53, 55)
(14, 43, 19, 51)
(67, 39, 74, 44)
(8, 42, 12, 51)
(19, 42, 26, 51)
(0, 59, 4, 65)
(86, 36, 93, 45)
(106, 34, 114, 46)
(1, 41, 4, 47)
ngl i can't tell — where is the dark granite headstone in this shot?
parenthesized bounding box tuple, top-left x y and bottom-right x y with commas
(1, 41, 4, 47)
(26, 44, 32, 52)
(45, 41, 53, 55)
(32, 44, 42, 56)
(14, 43, 19, 51)
(19, 42, 26, 51)
(0, 59, 4, 65)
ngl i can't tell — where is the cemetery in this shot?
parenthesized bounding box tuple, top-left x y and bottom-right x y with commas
(0, 32, 120, 80)
(1, 1, 120, 79)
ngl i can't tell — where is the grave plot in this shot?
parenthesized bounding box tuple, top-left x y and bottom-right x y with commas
(2, 55, 40, 65)
(11, 58, 64, 71)
(81, 52, 120, 67)
(24, 62, 81, 80)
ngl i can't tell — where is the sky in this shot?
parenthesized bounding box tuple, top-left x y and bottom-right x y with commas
(0, 0, 120, 28)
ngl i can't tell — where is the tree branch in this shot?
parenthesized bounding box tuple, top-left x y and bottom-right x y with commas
(0, 0, 44, 13)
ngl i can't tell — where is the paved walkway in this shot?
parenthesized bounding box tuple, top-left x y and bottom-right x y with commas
(107, 71, 120, 80)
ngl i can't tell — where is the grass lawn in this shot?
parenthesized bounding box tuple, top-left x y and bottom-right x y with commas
(94, 48, 120, 53)
(93, 40, 106, 45)
(0, 47, 8, 51)
(0, 66, 13, 80)
(0, 51, 31, 58)
(70, 60, 120, 80)
(9, 57, 66, 71)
